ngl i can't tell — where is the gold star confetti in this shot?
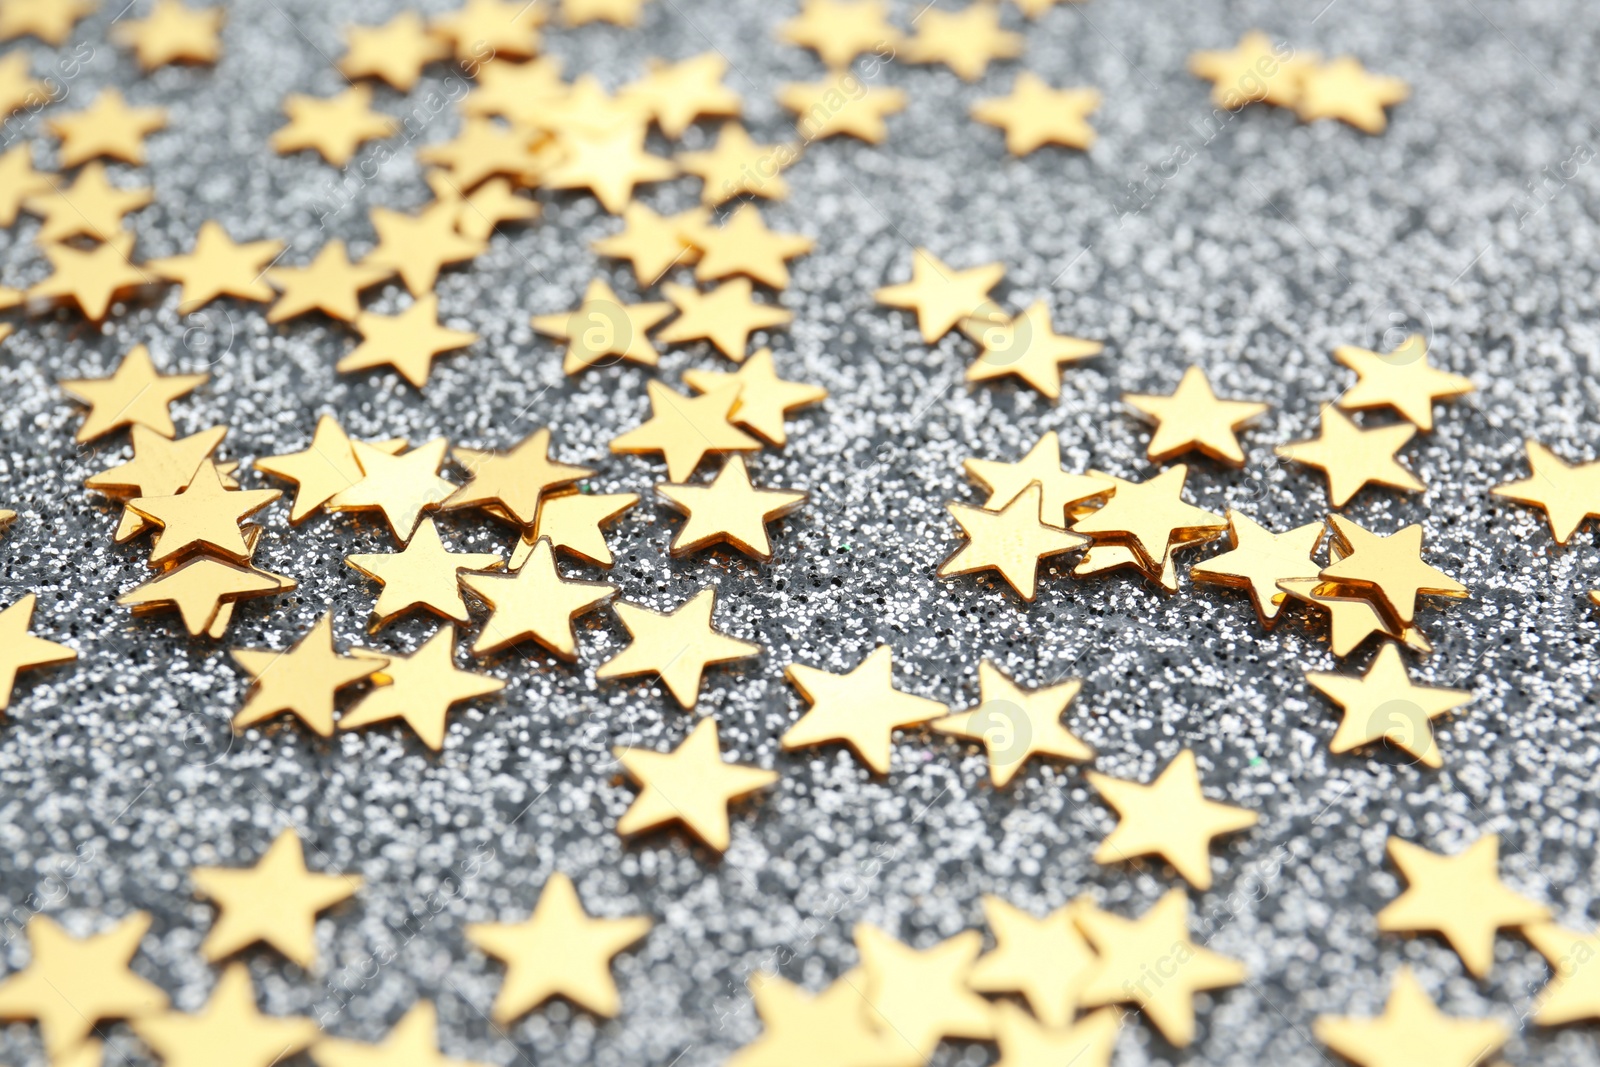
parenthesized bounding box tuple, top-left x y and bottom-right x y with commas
(620, 53, 740, 139)
(854, 925, 994, 1055)
(1376, 834, 1548, 977)
(933, 661, 1091, 787)
(1297, 56, 1409, 134)
(0, 913, 166, 1059)
(1070, 464, 1225, 572)
(126, 459, 279, 566)
(463, 56, 567, 127)
(564, 0, 654, 26)
(778, 79, 907, 143)
(939, 482, 1088, 600)
(962, 299, 1102, 398)
(339, 12, 448, 91)
(507, 491, 638, 570)
(22, 162, 151, 244)
(610, 380, 761, 481)
(963, 431, 1112, 528)
(118, 554, 294, 638)
(1124, 366, 1269, 466)
(901, 3, 1023, 81)
(536, 73, 644, 136)
(430, 172, 542, 240)
(462, 536, 616, 659)
(148, 221, 284, 312)
(1073, 533, 1211, 593)
(115, 0, 224, 70)
(364, 201, 487, 295)
(309, 1001, 494, 1067)
(656, 278, 792, 362)
(339, 626, 505, 750)
(417, 118, 539, 190)
(230, 612, 387, 736)
(542, 124, 678, 213)
(346, 517, 502, 629)
(1275, 404, 1422, 506)
(1277, 577, 1434, 659)
(656, 454, 806, 560)
(972, 72, 1100, 154)
(1188, 31, 1312, 110)
(597, 587, 759, 707)
(255, 417, 404, 524)
(0, 143, 52, 226)
(592, 202, 706, 285)
(615, 718, 779, 851)
(329, 438, 458, 544)
(1305, 643, 1472, 768)
(446, 428, 593, 527)
(782, 645, 948, 774)
(0, 52, 43, 115)
(1526, 922, 1600, 1026)
(677, 123, 798, 206)
(430, 0, 545, 62)
(727, 972, 913, 1067)
(49, 89, 168, 167)
(685, 204, 814, 289)
(131, 963, 319, 1067)
(266, 239, 393, 323)
(970, 896, 1097, 1028)
(1314, 966, 1508, 1067)
(1334, 335, 1474, 431)
(61, 344, 206, 443)
(682, 347, 826, 447)
(87, 423, 229, 532)
(1320, 514, 1468, 627)
(339, 294, 479, 389)
(778, 0, 901, 69)
(0, 593, 76, 713)
(1190, 509, 1324, 625)
(1490, 439, 1600, 544)
(1075, 889, 1246, 1046)
(28, 231, 150, 322)
(0, 0, 94, 44)
(531, 278, 672, 375)
(465, 871, 651, 1022)
(875, 248, 1005, 343)
(191, 829, 360, 967)
(991, 1002, 1118, 1067)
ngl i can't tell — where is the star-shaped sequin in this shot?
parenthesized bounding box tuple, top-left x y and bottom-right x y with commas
(685, 203, 814, 289)
(1314, 966, 1508, 1067)
(682, 347, 827, 447)
(148, 221, 284, 312)
(23, 162, 152, 243)
(875, 248, 1004, 343)
(363, 201, 486, 294)
(115, 0, 224, 70)
(230, 612, 387, 736)
(328, 438, 458, 544)
(1124, 366, 1269, 466)
(338, 294, 478, 389)
(614, 718, 778, 851)
(778, 0, 902, 69)
(610, 381, 761, 481)
(1333, 335, 1474, 431)
(656, 454, 806, 559)
(782, 645, 948, 775)
(596, 588, 759, 707)
(531, 278, 672, 375)
(1297, 56, 1409, 134)
(656, 278, 792, 362)
(461, 537, 616, 659)
(346, 517, 502, 629)
(29, 232, 151, 322)
(542, 124, 678, 213)
(932, 661, 1091, 786)
(1190, 509, 1324, 624)
(778, 79, 907, 143)
(677, 123, 798, 206)
(620, 53, 741, 139)
(1188, 31, 1313, 110)
(963, 299, 1101, 398)
(60, 344, 206, 443)
(1275, 405, 1422, 506)
(338, 12, 448, 90)
(265, 239, 393, 323)
(963, 431, 1113, 527)
(1320, 515, 1468, 627)
(939, 482, 1089, 600)
(901, 4, 1023, 81)
(592, 202, 706, 285)
(1491, 439, 1600, 544)
(1304, 643, 1472, 768)
(308, 1001, 494, 1067)
(339, 626, 505, 750)
(0, 594, 77, 713)
(972, 72, 1100, 154)
(191, 829, 361, 967)
(49, 89, 168, 167)
(131, 964, 319, 1067)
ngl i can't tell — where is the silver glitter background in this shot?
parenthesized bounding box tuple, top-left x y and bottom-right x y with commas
(0, 0, 1596, 1064)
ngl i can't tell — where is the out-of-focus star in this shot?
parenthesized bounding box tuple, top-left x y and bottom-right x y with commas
(230, 612, 387, 736)
(265, 239, 392, 323)
(0, 593, 77, 713)
(963, 299, 1101, 398)
(1314, 966, 1509, 1067)
(656, 278, 792, 362)
(854, 925, 994, 1056)
(991, 1002, 1118, 1067)
(0, 143, 52, 226)
(963, 431, 1112, 527)
(191, 829, 361, 967)
(939, 482, 1088, 600)
(563, 0, 653, 26)
(328, 438, 457, 544)
(1297, 56, 1409, 134)
(1334, 335, 1473, 431)
(972, 72, 1100, 154)
(657, 454, 806, 560)
(782, 645, 948, 775)
(463, 56, 567, 127)
(682, 347, 826, 447)
(339, 626, 505, 750)
(542, 124, 677, 213)
(254, 417, 404, 524)
(428, 172, 541, 240)
(778, 0, 901, 69)
(462, 537, 615, 659)
(0, 0, 96, 45)
(778, 79, 907, 143)
(61, 344, 206, 442)
(933, 661, 1091, 787)
(901, 3, 1023, 81)
(970, 896, 1098, 1028)
(131, 963, 319, 1067)
(1305, 643, 1472, 768)
(28, 232, 151, 322)
(727, 972, 917, 1067)
(615, 718, 778, 851)
(272, 85, 396, 166)
(610, 380, 760, 481)
(620, 52, 740, 138)
(1275, 405, 1422, 506)
(148, 221, 283, 312)
(1188, 31, 1313, 110)
(1320, 514, 1468, 627)
(1526, 922, 1600, 1026)
(430, 0, 545, 62)
(49, 89, 168, 167)
(1491, 439, 1600, 545)
(1190, 510, 1323, 625)
(531, 278, 671, 375)
(0, 52, 43, 116)
(23, 162, 151, 244)
(597, 587, 758, 707)
(338, 11, 448, 90)
(592, 202, 705, 285)
(346, 517, 502, 629)
(686, 204, 813, 289)
(115, 0, 224, 70)
(677, 123, 798, 206)
(875, 248, 1004, 343)
(309, 1001, 494, 1067)
(339, 294, 478, 389)
(1125, 366, 1268, 466)
(363, 201, 486, 295)
(417, 118, 538, 190)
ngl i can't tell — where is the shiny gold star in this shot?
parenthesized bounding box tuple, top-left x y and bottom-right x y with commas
(255, 417, 403, 524)
(126, 459, 280, 565)
(0, 143, 52, 225)
(727, 972, 915, 1067)
(23, 162, 151, 244)
(1526, 923, 1600, 1026)
(463, 56, 567, 127)
(0, 593, 76, 713)
(855, 925, 994, 1055)
(1314, 966, 1509, 1067)
(991, 1002, 1118, 1067)
(902, 3, 1023, 81)
(115, 0, 223, 70)
(656, 278, 792, 362)
(0, 0, 95, 44)
(597, 588, 759, 707)
(1491, 440, 1600, 544)
(346, 517, 502, 629)
(1188, 31, 1313, 110)
(118, 554, 293, 638)
(939, 482, 1088, 600)
(49, 89, 168, 167)
(339, 12, 448, 91)
(875, 248, 1005, 343)
(0, 52, 43, 115)
(446, 428, 592, 527)
(933, 661, 1090, 787)
(563, 0, 653, 25)
(536, 73, 644, 136)
(418, 118, 538, 190)
(963, 431, 1112, 527)
(1305, 643, 1472, 768)
(686, 204, 814, 289)
(1297, 56, 1409, 134)
(309, 1001, 494, 1067)
(1275, 405, 1422, 506)
(148, 221, 283, 312)
(778, 79, 907, 143)
(272, 85, 396, 166)
(778, 0, 901, 69)
(782, 645, 948, 775)
(509, 491, 639, 568)
(620, 53, 740, 138)
(131, 963, 320, 1067)
(191, 829, 360, 967)
(1073, 535, 1209, 592)
(339, 294, 478, 389)
(430, 0, 545, 62)
(677, 123, 798, 206)
(615, 718, 778, 851)
(1334, 335, 1473, 431)
(364, 201, 487, 294)
(329, 438, 457, 544)
(970, 896, 1097, 1028)
(431, 173, 541, 240)
(340, 626, 505, 749)
(60, 344, 206, 443)
(656, 454, 806, 560)
(1320, 514, 1468, 626)
(266, 239, 392, 323)
(0, 912, 166, 1059)
(462, 536, 616, 659)
(972, 72, 1099, 154)
(28, 231, 150, 322)
(682, 347, 826, 447)
(1075, 889, 1246, 1046)
(592, 202, 706, 284)
(230, 612, 387, 736)
(610, 380, 761, 481)
(1070, 464, 1225, 571)
(1190, 509, 1323, 624)
(531, 278, 672, 375)
(963, 299, 1102, 398)
(465, 871, 651, 1021)
(1125, 366, 1269, 466)
(1278, 577, 1433, 658)
(542, 124, 678, 213)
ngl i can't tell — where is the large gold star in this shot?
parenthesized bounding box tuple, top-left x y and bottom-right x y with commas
(777, 0, 901, 69)
(273, 84, 397, 165)
(0, 593, 76, 713)
(1075, 889, 1246, 1046)
(49, 89, 167, 166)
(309, 1001, 494, 1067)
(60, 344, 206, 443)
(778, 79, 907, 143)
(115, 0, 224, 70)
(933, 661, 1091, 787)
(1491, 439, 1600, 544)
(1334, 335, 1474, 431)
(28, 232, 151, 322)
(969, 896, 1097, 1028)
(991, 1002, 1118, 1067)
(1314, 966, 1508, 1067)
(1070, 464, 1225, 571)
(781, 645, 948, 775)
(230, 612, 387, 736)
(339, 626, 505, 750)
(1275, 405, 1422, 506)
(875, 248, 1005, 343)
(542, 124, 678, 213)
(464, 871, 651, 1021)
(1297, 56, 1409, 134)
(513, 490, 639, 568)
(592, 202, 706, 285)
(417, 119, 538, 190)
(430, 0, 545, 62)
(1305, 643, 1473, 768)
(939, 482, 1088, 600)
(255, 416, 404, 524)
(0, 0, 95, 44)
(131, 963, 320, 1067)
(727, 972, 916, 1067)
(328, 438, 458, 544)
(346, 517, 502, 629)
(1320, 515, 1469, 626)
(963, 299, 1102, 399)
(338, 11, 449, 91)
(901, 4, 1023, 81)
(657, 454, 805, 559)
(677, 123, 798, 206)
(85, 422, 227, 513)
(610, 380, 761, 481)
(614, 718, 779, 851)
(685, 203, 814, 289)
(148, 221, 283, 312)
(972, 72, 1100, 154)
(446, 428, 593, 527)
(656, 278, 793, 362)
(0, 143, 53, 225)
(118, 554, 294, 638)
(1526, 922, 1600, 1026)
(963, 431, 1112, 527)
(1376, 835, 1548, 978)
(620, 52, 740, 139)
(596, 587, 759, 707)
(23, 162, 152, 243)
(127, 459, 280, 566)
(1188, 31, 1313, 110)
(363, 202, 486, 294)
(1190, 509, 1324, 624)
(1125, 366, 1269, 466)
(191, 829, 361, 967)
(266, 239, 392, 323)
(0, 913, 166, 1059)
(854, 925, 994, 1055)
(682, 347, 827, 447)
(461, 537, 616, 659)
(531, 278, 672, 375)
(338, 294, 479, 389)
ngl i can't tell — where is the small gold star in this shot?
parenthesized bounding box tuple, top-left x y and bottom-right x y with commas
(127, 459, 280, 566)
(677, 123, 798, 206)
(531, 278, 672, 375)
(23, 162, 151, 244)
(0, 52, 43, 116)
(1070, 464, 1225, 571)
(970, 896, 1097, 1028)
(963, 431, 1112, 527)
(339, 294, 478, 389)
(230, 612, 387, 736)
(963, 299, 1102, 398)
(363, 201, 487, 295)
(1314, 966, 1509, 1067)
(1275, 404, 1423, 506)
(417, 118, 538, 190)
(778, 0, 901, 69)
(0, 912, 166, 1059)
(1320, 514, 1468, 627)
(1125, 366, 1269, 466)
(682, 347, 826, 447)
(656, 278, 793, 362)
(592, 202, 706, 285)
(430, 0, 545, 62)
(309, 1001, 494, 1067)
(0, 593, 76, 713)
(266, 239, 393, 323)
(728, 973, 911, 1067)
(60, 344, 206, 443)
(656, 454, 806, 560)
(1377, 835, 1548, 977)
(131, 963, 320, 1067)
(346, 517, 502, 629)
(509, 491, 639, 568)
(446, 428, 593, 527)
(465, 871, 651, 1022)
(254, 417, 403, 524)
(875, 248, 1005, 343)
(1190, 509, 1324, 625)
(597, 587, 759, 707)
(620, 53, 740, 139)
(339, 626, 505, 750)
(463, 56, 567, 127)
(0, 0, 95, 44)
(88, 424, 231, 540)
(615, 718, 779, 851)
(972, 72, 1100, 154)
(536, 73, 644, 136)
(992, 1003, 1117, 1067)
(273, 84, 396, 166)
(854, 925, 994, 1055)
(328, 438, 457, 544)
(1491, 439, 1600, 544)
(29, 231, 151, 323)
(1276, 577, 1434, 659)
(431, 173, 541, 240)
(148, 221, 284, 312)
(563, 0, 653, 25)
(1526, 923, 1600, 1026)
(339, 12, 448, 91)
(939, 482, 1089, 600)
(1188, 31, 1313, 110)
(115, 0, 224, 70)
(461, 537, 616, 659)
(0, 143, 52, 226)
(118, 554, 294, 638)
(1334, 335, 1474, 431)
(49, 89, 169, 167)
(778, 79, 907, 143)
(901, 3, 1023, 81)
(932, 661, 1091, 787)
(542, 124, 678, 213)
(685, 204, 814, 289)
(781, 645, 948, 774)
(191, 829, 361, 967)
(1297, 56, 1409, 134)
(1305, 642, 1473, 768)
(610, 380, 761, 481)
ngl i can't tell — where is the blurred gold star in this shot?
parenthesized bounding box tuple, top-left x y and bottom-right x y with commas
(973, 73, 1100, 154)
(230, 613, 386, 737)
(0, 143, 52, 225)
(656, 454, 806, 560)
(265, 239, 393, 323)
(346, 517, 503, 629)
(1305, 642, 1472, 768)
(1124, 366, 1268, 466)
(615, 718, 778, 851)
(339, 626, 505, 750)
(727, 973, 912, 1067)
(657, 278, 792, 362)
(596, 587, 759, 707)
(1188, 31, 1313, 110)
(677, 123, 797, 205)
(963, 431, 1112, 527)
(309, 1001, 494, 1067)
(462, 537, 616, 659)
(939, 482, 1088, 600)
(23, 162, 151, 244)
(1275, 405, 1422, 506)
(49, 89, 168, 166)
(782, 645, 947, 775)
(1526, 923, 1600, 1026)
(28, 232, 151, 322)
(1491, 439, 1600, 544)
(564, 0, 653, 25)
(417, 118, 538, 190)
(338, 294, 478, 389)
(854, 925, 994, 1055)
(1314, 966, 1509, 1067)
(685, 204, 814, 289)
(328, 438, 457, 544)
(1276, 577, 1434, 659)
(0, 52, 43, 114)
(875, 248, 1004, 343)
(531, 278, 671, 375)
(1297, 56, 1409, 134)
(592, 202, 705, 285)
(464, 56, 567, 126)
(610, 380, 760, 481)
(682, 347, 826, 447)
(542, 124, 678, 213)
(778, 0, 901, 69)
(115, 0, 224, 70)
(428, 172, 542, 240)
(991, 1003, 1118, 1067)
(148, 221, 284, 312)
(932, 661, 1091, 787)
(272, 84, 397, 166)
(430, 0, 545, 62)
(191, 829, 360, 967)
(338, 12, 448, 90)
(620, 53, 740, 138)
(963, 300, 1101, 398)
(970, 896, 1098, 1027)
(61, 344, 206, 443)
(0, 593, 77, 713)
(778, 79, 907, 143)
(0, 0, 96, 45)
(1334, 335, 1473, 431)
(901, 4, 1023, 81)
(131, 964, 319, 1067)
(364, 201, 487, 294)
